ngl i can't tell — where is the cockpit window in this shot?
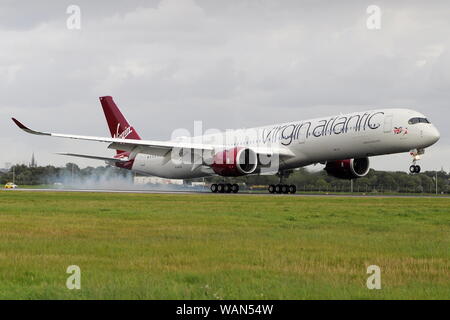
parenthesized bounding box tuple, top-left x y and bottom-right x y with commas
(408, 117, 430, 125)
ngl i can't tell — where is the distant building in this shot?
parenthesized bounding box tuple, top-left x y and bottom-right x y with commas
(134, 175, 184, 185)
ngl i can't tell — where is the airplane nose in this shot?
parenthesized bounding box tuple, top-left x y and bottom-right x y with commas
(428, 126, 440, 145)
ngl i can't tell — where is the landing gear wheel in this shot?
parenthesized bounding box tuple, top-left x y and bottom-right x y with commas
(289, 185, 297, 194)
(210, 184, 218, 193)
(224, 183, 232, 193)
(275, 184, 282, 194)
(217, 183, 225, 193)
(410, 165, 421, 174)
(231, 184, 239, 193)
(268, 185, 275, 194)
(281, 185, 289, 194)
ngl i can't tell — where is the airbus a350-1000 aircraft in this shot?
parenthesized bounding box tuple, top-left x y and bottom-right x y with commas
(12, 96, 440, 194)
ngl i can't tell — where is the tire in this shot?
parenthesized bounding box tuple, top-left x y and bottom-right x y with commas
(210, 184, 218, 193)
(415, 165, 421, 174)
(231, 184, 239, 193)
(275, 184, 282, 194)
(281, 185, 289, 194)
(225, 183, 232, 193)
(217, 183, 225, 193)
(410, 165, 416, 174)
(289, 185, 297, 194)
(268, 185, 275, 193)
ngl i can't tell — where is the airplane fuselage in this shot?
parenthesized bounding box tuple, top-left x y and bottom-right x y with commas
(130, 108, 440, 179)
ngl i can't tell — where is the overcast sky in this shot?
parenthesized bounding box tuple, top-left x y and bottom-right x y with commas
(1, 0, 449, 172)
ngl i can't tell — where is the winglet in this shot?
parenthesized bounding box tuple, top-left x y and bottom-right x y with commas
(11, 118, 51, 136)
(12, 118, 28, 130)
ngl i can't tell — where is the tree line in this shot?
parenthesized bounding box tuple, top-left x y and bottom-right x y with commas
(1, 163, 448, 194)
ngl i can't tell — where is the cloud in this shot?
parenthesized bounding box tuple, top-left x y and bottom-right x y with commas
(1, 0, 449, 172)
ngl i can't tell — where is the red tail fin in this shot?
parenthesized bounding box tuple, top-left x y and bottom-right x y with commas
(99, 96, 141, 155)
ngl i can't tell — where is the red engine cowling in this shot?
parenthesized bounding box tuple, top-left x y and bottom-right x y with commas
(325, 158, 370, 180)
(211, 147, 258, 176)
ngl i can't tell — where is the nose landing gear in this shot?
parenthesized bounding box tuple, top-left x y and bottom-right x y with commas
(409, 149, 425, 174)
(410, 165, 421, 174)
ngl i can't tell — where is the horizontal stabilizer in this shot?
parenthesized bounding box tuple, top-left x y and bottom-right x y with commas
(56, 152, 128, 162)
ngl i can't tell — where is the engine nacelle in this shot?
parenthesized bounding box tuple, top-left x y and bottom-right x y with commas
(325, 158, 370, 180)
(211, 147, 258, 176)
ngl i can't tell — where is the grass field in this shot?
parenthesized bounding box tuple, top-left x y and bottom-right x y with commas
(0, 191, 448, 300)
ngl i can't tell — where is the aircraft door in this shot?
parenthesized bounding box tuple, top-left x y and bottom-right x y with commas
(384, 114, 393, 133)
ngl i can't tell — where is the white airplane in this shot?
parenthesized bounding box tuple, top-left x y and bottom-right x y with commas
(12, 96, 440, 194)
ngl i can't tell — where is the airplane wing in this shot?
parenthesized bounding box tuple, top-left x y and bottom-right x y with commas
(12, 118, 295, 159)
(12, 118, 214, 157)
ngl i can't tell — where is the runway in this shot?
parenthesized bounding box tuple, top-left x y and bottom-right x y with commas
(3, 188, 449, 198)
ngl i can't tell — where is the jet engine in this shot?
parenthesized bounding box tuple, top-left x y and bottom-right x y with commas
(324, 157, 370, 180)
(211, 147, 258, 176)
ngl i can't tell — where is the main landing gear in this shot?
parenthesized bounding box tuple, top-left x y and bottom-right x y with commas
(211, 183, 239, 193)
(210, 170, 298, 194)
(268, 170, 297, 194)
(268, 184, 297, 194)
(409, 149, 424, 174)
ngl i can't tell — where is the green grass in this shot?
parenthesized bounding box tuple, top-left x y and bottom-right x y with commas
(0, 191, 449, 300)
